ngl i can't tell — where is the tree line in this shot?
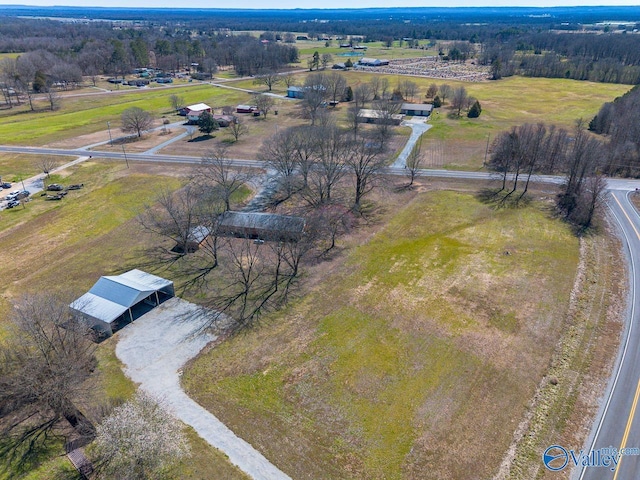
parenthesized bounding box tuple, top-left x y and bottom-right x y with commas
(488, 121, 605, 231)
(589, 85, 640, 177)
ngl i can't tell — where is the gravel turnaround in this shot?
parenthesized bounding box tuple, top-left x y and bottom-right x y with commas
(116, 297, 291, 480)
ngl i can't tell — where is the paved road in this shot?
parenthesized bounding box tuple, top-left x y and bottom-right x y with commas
(573, 188, 640, 480)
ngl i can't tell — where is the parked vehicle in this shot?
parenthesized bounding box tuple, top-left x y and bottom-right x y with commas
(5, 200, 19, 208)
(67, 184, 84, 190)
(0, 182, 11, 189)
(46, 184, 64, 191)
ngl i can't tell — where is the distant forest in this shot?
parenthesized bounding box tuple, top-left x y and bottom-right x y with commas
(1, 6, 640, 85)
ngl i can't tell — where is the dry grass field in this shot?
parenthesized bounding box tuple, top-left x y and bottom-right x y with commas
(183, 187, 583, 479)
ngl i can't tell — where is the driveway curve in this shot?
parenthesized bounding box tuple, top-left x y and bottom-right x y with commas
(391, 117, 432, 169)
(116, 297, 291, 480)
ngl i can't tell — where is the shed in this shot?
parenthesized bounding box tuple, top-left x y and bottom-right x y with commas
(217, 211, 306, 242)
(70, 269, 174, 337)
(401, 103, 433, 117)
(287, 86, 305, 99)
(172, 226, 211, 253)
(185, 103, 212, 123)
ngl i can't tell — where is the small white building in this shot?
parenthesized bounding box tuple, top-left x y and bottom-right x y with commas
(185, 103, 212, 123)
(70, 269, 175, 337)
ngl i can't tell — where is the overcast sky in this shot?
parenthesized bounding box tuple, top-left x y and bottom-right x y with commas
(1, 1, 640, 9)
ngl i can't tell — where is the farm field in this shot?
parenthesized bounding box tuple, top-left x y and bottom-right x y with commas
(183, 189, 581, 479)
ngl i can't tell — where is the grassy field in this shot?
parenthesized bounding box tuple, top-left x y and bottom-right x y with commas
(0, 84, 251, 146)
(183, 190, 579, 479)
(0, 154, 73, 182)
(335, 72, 631, 168)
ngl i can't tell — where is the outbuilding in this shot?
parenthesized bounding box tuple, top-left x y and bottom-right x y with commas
(236, 104, 257, 113)
(401, 103, 433, 117)
(358, 57, 388, 66)
(70, 269, 175, 337)
(217, 211, 306, 243)
(286, 86, 305, 99)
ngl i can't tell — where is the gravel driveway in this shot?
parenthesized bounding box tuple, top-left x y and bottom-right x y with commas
(116, 297, 291, 480)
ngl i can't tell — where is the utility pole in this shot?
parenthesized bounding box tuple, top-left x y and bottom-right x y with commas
(121, 145, 129, 168)
(107, 121, 113, 146)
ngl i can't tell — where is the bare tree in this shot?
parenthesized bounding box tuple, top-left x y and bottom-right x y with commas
(16, 56, 37, 111)
(197, 144, 249, 211)
(226, 116, 248, 142)
(346, 136, 387, 210)
(139, 184, 205, 258)
(372, 98, 402, 148)
(208, 236, 305, 330)
(121, 107, 154, 138)
(0, 294, 97, 469)
(347, 83, 374, 138)
(169, 94, 185, 112)
(325, 71, 347, 104)
(438, 83, 453, 104)
(281, 73, 296, 88)
(254, 93, 275, 119)
(301, 73, 329, 125)
(450, 86, 469, 116)
(398, 79, 419, 102)
(302, 126, 349, 206)
(38, 156, 59, 178)
(259, 129, 299, 196)
(426, 83, 438, 99)
(93, 391, 190, 480)
(253, 70, 281, 92)
(45, 87, 61, 111)
(321, 53, 333, 70)
(406, 135, 424, 187)
(291, 125, 319, 189)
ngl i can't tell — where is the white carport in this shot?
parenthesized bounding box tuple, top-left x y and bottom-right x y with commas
(70, 269, 174, 336)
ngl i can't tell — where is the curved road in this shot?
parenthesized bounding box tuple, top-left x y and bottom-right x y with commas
(574, 188, 640, 480)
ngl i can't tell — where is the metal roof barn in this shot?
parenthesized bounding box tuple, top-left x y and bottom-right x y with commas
(70, 269, 174, 337)
(217, 211, 306, 242)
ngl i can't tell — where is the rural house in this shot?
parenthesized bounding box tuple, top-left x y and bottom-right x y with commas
(401, 103, 433, 117)
(357, 108, 403, 125)
(185, 103, 212, 123)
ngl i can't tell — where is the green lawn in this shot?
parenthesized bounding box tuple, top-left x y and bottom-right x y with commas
(0, 84, 252, 146)
(184, 190, 579, 479)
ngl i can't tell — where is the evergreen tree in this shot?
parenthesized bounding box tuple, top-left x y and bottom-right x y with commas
(33, 70, 47, 93)
(467, 100, 482, 118)
(343, 86, 353, 102)
(198, 111, 219, 135)
(432, 96, 442, 108)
